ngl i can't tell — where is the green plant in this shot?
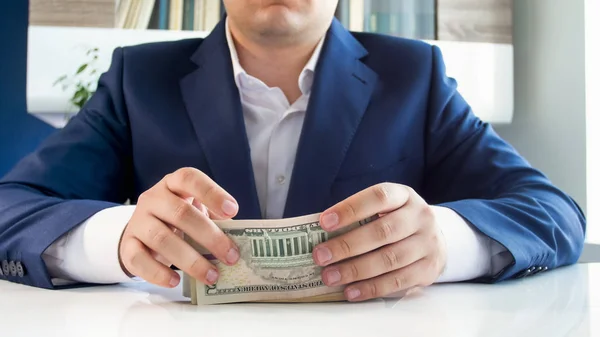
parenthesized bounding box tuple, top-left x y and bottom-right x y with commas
(54, 47, 100, 111)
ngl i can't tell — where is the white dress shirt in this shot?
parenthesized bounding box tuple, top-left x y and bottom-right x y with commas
(42, 20, 511, 286)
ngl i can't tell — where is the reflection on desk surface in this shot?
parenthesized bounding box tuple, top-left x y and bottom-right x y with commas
(1, 263, 598, 337)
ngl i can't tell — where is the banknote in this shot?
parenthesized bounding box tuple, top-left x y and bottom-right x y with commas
(183, 213, 376, 305)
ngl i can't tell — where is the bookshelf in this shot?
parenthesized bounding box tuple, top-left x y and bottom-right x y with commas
(26, 0, 514, 127)
(29, 0, 512, 43)
(337, 0, 512, 43)
(337, 0, 436, 40)
(29, 0, 225, 32)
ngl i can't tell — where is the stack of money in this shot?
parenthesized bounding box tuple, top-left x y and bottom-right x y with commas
(183, 213, 375, 305)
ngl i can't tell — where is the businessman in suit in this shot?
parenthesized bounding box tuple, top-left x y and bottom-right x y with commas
(0, 0, 585, 301)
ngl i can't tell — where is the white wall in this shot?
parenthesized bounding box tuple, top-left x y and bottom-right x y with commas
(494, 0, 588, 221)
(26, 26, 205, 125)
(585, 0, 599, 244)
(27, 27, 515, 127)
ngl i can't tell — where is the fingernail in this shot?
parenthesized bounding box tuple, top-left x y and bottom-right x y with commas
(222, 200, 238, 216)
(325, 269, 341, 285)
(170, 274, 180, 287)
(226, 248, 240, 264)
(314, 246, 332, 265)
(206, 269, 219, 284)
(321, 212, 339, 229)
(346, 288, 361, 300)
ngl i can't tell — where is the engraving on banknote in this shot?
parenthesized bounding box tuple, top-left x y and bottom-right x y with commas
(206, 219, 329, 296)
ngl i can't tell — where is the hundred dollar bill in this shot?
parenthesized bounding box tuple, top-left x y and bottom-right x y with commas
(183, 213, 376, 305)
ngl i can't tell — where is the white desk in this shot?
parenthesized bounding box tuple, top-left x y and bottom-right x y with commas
(2, 264, 599, 337)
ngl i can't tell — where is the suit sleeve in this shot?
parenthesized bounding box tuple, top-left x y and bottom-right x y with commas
(422, 45, 586, 282)
(0, 47, 133, 289)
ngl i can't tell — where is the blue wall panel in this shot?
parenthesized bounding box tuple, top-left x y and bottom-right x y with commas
(0, 1, 55, 177)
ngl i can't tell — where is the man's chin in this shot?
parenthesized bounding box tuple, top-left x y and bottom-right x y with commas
(255, 18, 302, 38)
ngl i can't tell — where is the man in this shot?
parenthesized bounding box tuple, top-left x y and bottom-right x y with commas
(0, 0, 585, 301)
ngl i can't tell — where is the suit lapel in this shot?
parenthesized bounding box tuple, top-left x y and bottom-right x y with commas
(179, 20, 262, 219)
(284, 20, 378, 217)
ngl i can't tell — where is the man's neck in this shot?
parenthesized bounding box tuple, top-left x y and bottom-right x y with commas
(228, 24, 324, 104)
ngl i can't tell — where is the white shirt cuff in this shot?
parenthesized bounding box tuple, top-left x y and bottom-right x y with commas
(432, 205, 494, 283)
(42, 205, 137, 285)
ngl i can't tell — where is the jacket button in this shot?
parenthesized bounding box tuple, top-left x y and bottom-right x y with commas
(16, 262, 25, 277)
(1, 260, 9, 276)
(9, 261, 17, 277)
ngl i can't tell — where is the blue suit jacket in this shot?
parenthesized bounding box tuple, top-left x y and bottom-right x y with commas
(0, 19, 586, 289)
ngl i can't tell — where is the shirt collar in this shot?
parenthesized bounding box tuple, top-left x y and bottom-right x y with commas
(225, 18, 325, 95)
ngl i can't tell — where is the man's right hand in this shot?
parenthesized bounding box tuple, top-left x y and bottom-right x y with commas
(118, 167, 240, 288)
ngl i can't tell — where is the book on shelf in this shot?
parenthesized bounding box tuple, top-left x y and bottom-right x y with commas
(140, 0, 221, 31)
(115, 0, 157, 29)
(193, 0, 206, 31)
(348, 0, 365, 32)
(158, 0, 170, 29)
(203, 0, 222, 31)
(169, 0, 183, 30)
(182, 0, 196, 30)
(335, 0, 350, 28)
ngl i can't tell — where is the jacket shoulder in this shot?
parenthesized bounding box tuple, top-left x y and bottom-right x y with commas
(113, 38, 205, 78)
(350, 32, 436, 86)
(352, 32, 433, 64)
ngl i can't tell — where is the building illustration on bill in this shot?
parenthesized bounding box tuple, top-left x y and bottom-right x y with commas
(243, 221, 328, 269)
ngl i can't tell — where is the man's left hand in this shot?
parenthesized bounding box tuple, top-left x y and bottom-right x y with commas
(313, 183, 447, 302)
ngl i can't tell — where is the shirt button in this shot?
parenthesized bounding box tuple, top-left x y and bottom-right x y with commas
(277, 175, 286, 185)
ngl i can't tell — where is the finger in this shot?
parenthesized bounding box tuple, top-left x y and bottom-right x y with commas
(321, 234, 426, 286)
(343, 257, 429, 302)
(190, 197, 227, 220)
(147, 190, 240, 266)
(165, 167, 239, 218)
(320, 183, 410, 231)
(121, 237, 181, 288)
(313, 209, 419, 266)
(151, 222, 185, 267)
(190, 198, 229, 221)
(151, 251, 172, 267)
(132, 214, 220, 285)
(207, 208, 229, 221)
